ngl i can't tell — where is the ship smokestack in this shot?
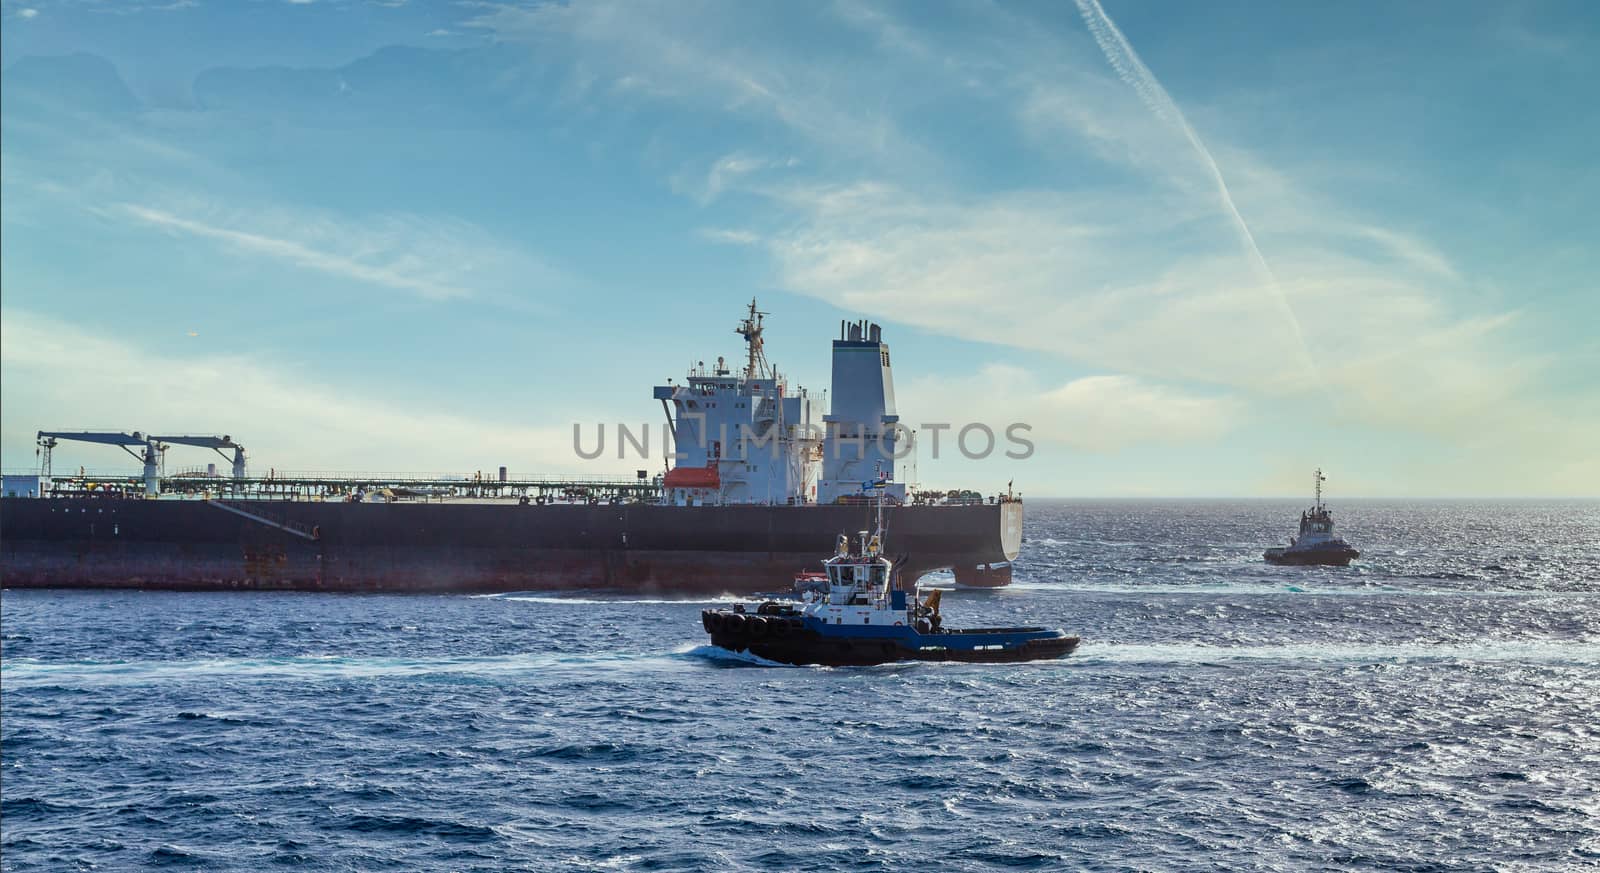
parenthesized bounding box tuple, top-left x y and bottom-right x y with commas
(819, 318, 902, 505)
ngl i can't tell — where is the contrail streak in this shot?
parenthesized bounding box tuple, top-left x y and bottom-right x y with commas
(1073, 0, 1317, 379)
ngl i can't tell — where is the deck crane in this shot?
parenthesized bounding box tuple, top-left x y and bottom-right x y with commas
(36, 431, 166, 496)
(150, 435, 247, 480)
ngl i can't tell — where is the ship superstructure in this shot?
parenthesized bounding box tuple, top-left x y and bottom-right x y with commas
(653, 301, 824, 506)
(653, 301, 906, 506)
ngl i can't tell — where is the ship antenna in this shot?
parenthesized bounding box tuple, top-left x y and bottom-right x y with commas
(736, 297, 769, 380)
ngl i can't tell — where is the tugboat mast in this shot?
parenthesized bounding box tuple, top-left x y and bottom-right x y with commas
(874, 462, 886, 535)
(1314, 467, 1326, 512)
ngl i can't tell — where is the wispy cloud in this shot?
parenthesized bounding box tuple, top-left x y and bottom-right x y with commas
(759, 181, 1313, 390)
(899, 365, 1242, 454)
(51, 1, 201, 15)
(94, 200, 561, 304)
(465, 0, 937, 170)
(1073, 0, 1314, 379)
(675, 152, 797, 205)
(110, 203, 474, 300)
(756, 175, 1571, 449)
(698, 227, 761, 246)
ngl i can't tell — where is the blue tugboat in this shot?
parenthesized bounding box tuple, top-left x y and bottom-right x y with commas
(1263, 469, 1360, 567)
(701, 488, 1079, 666)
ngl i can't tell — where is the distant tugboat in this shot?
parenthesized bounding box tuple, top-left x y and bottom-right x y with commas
(702, 484, 1079, 666)
(1264, 469, 1360, 567)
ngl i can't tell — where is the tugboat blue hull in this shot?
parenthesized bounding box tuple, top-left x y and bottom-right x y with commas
(1263, 545, 1360, 567)
(704, 612, 1079, 666)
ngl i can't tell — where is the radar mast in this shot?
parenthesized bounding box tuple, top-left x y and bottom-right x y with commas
(735, 298, 769, 380)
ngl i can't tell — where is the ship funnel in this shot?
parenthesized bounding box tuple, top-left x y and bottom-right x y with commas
(819, 317, 902, 505)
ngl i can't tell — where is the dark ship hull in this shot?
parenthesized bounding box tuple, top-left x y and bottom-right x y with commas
(0, 497, 1022, 594)
(1263, 544, 1360, 567)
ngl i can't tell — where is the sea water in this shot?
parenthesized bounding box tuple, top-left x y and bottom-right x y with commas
(3, 499, 1597, 871)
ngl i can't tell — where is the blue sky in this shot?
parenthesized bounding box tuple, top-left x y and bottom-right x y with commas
(2, 0, 1595, 496)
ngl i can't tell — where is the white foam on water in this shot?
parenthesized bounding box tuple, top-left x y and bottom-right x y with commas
(476, 592, 746, 606)
(0, 648, 702, 689)
(675, 643, 794, 668)
(1016, 581, 1592, 598)
(1071, 639, 1600, 667)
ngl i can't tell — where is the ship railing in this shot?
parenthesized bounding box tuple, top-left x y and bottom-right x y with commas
(6, 467, 649, 485)
(260, 470, 648, 483)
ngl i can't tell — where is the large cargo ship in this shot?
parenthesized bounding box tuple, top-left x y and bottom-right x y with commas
(0, 303, 1021, 594)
